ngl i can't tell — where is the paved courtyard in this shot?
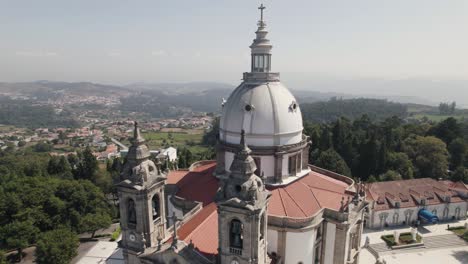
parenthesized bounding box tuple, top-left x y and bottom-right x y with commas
(360, 219, 468, 264)
(74, 241, 124, 264)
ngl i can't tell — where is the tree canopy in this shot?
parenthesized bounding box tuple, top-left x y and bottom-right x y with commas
(35, 228, 79, 264)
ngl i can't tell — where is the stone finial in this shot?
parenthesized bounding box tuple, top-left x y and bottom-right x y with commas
(240, 129, 247, 149)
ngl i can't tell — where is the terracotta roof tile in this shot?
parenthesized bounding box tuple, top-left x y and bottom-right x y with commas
(170, 162, 354, 256)
(178, 202, 218, 258)
(366, 178, 467, 211)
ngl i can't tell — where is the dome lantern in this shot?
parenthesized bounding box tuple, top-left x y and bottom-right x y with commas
(250, 4, 272, 73)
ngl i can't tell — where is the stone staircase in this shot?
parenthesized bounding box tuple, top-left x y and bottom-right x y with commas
(368, 234, 467, 255)
(368, 243, 391, 253)
(423, 234, 468, 249)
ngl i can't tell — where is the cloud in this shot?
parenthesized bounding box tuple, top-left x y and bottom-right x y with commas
(15, 51, 58, 57)
(151, 50, 167, 56)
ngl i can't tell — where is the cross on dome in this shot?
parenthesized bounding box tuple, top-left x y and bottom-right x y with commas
(258, 4, 266, 27)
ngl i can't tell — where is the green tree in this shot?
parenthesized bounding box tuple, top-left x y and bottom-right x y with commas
(0, 250, 6, 264)
(202, 117, 220, 146)
(403, 136, 449, 179)
(448, 138, 467, 169)
(367, 175, 378, 183)
(35, 228, 79, 264)
(380, 170, 403, 181)
(357, 134, 379, 180)
(428, 117, 462, 145)
(450, 167, 468, 183)
(387, 152, 414, 179)
(315, 149, 352, 176)
(34, 142, 52, 152)
(79, 212, 112, 238)
(73, 147, 98, 181)
(0, 220, 39, 262)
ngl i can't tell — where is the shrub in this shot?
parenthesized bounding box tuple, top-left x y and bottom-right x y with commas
(381, 232, 422, 246)
(110, 227, 121, 242)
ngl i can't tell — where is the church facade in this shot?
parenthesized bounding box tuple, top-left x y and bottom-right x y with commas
(116, 5, 367, 264)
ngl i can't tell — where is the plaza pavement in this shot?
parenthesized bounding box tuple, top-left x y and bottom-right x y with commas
(360, 219, 468, 264)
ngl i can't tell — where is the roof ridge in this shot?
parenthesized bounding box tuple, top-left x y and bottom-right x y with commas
(301, 181, 322, 208)
(281, 187, 308, 217)
(307, 184, 348, 196)
(276, 189, 288, 216)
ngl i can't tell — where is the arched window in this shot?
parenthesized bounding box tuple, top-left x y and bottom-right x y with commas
(392, 213, 399, 225)
(128, 199, 137, 225)
(455, 207, 461, 219)
(152, 195, 160, 221)
(260, 213, 265, 240)
(230, 219, 244, 249)
(443, 207, 449, 220)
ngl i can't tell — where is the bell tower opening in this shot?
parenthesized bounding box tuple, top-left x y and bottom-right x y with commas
(152, 195, 160, 221)
(230, 219, 244, 250)
(128, 199, 137, 226)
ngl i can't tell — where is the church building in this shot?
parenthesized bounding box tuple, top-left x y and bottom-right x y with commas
(116, 5, 367, 264)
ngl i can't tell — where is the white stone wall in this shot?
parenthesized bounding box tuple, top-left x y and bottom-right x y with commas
(323, 223, 336, 264)
(284, 229, 315, 264)
(267, 229, 278, 254)
(369, 202, 467, 229)
(166, 195, 184, 226)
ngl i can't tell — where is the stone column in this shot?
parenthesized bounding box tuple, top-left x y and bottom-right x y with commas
(215, 142, 226, 177)
(274, 151, 285, 183)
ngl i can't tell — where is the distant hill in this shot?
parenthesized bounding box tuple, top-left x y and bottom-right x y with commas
(0, 96, 79, 128)
(0, 80, 463, 122)
(300, 98, 408, 123)
(0, 81, 132, 100)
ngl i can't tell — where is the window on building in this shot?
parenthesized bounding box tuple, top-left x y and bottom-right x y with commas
(260, 213, 265, 241)
(230, 219, 244, 249)
(253, 157, 261, 176)
(313, 241, 322, 264)
(316, 224, 323, 240)
(288, 155, 295, 175)
(288, 153, 302, 176)
(313, 223, 323, 264)
(152, 195, 160, 221)
(252, 54, 271, 72)
(128, 199, 137, 225)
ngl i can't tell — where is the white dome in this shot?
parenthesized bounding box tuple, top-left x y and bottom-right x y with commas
(220, 81, 303, 147)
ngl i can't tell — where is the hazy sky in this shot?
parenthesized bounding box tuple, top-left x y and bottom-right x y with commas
(1, 1, 467, 92)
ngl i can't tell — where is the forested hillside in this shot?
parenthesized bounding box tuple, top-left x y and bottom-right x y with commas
(0, 97, 79, 129)
(305, 116, 468, 183)
(0, 148, 115, 262)
(301, 98, 408, 123)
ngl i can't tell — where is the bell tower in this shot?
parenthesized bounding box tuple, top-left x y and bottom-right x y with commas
(117, 122, 167, 264)
(216, 130, 271, 264)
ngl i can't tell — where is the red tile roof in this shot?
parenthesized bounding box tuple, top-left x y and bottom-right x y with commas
(366, 178, 467, 211)
(168, 162, 218, 206)
(166, 161, 354, 257)
(177, 203, 218, 258)
(267, 170, 352, 218)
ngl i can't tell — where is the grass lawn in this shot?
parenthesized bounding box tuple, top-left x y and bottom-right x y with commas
(448, 226, 468, 241)
(410, 113, 468, 122)
(141, 131, 213, 156)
